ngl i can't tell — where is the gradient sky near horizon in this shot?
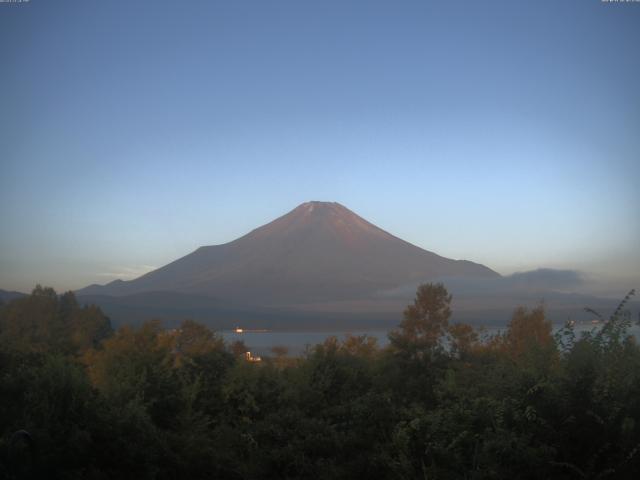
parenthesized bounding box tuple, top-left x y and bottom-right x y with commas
(1, 0, 639, 294)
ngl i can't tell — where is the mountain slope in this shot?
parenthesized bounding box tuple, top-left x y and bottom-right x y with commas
(77, 202, 499, 305)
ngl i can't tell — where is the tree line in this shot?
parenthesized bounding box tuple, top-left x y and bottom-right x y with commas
(0, 284, 638, 479)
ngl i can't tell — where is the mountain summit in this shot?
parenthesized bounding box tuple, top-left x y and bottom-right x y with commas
(78, 202, 499, 305)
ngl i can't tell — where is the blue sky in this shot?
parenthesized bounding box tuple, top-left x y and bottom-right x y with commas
(1, 0, 639, 294)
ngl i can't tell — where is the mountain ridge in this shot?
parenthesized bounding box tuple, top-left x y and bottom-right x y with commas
(76, 201, 499, 304)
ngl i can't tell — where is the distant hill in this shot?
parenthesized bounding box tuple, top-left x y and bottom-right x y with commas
(77, 201, 499, 305)
(0, 289, 26, 303)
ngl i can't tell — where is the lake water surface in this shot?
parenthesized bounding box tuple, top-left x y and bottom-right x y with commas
(221, 322, 640, 356)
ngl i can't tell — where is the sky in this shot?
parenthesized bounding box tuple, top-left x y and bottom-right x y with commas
(1, 0, 639, 295)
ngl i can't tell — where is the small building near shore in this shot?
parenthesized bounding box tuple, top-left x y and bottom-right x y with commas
(245, 351, 261, 362)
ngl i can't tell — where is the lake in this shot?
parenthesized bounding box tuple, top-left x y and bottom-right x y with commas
(221, 322, 640, 356)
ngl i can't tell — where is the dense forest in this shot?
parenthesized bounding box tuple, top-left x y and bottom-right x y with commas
(0, 284, 638, 479)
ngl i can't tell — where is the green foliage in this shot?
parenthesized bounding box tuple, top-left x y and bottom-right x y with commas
(0, 286, 112, 355)
(0, 285, 639, 479)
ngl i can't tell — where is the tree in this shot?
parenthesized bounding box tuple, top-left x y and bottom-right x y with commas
(388, 282, 452, 357)
(230, 339, 249, 357)
(502, 305, 556, 364)
(0, 286, 112, 355)
(157, 319, 226, 367)
(447, 322, 478, 359)
(341, 334, 378, 358)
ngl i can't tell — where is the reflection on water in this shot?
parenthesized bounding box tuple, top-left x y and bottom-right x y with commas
(221, 322, 640, 356)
